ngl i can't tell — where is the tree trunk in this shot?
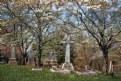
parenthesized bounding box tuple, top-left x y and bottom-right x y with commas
(37, 41, 42, 67)
(104, 55, 108, 74)
(21, 54, 27, 65)
(36, 13, 43, 67)
(21, 57, 26, 65)
(103, 50, 109, 75)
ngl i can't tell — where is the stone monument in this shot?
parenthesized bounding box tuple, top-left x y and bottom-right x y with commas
(108, 60, 117, 73)
(61, 33, 74, 71)
(9, 44, 17, 64)
(43, 51, 58, 67)
(27, 44, 35, 67)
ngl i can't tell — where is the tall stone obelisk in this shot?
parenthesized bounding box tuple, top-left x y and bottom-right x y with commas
(9, 44, 17, 64)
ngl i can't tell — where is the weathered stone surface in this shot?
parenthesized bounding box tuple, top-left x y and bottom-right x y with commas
(32, 68, 42, 71)
(9, 58, 17, 64)
(43, 52, 58, 67)
(62, 62, 74, 71)
(9, 45, 17, 65)
(61, 34, 74, 71)
(50, 66, 70, 74)
(76, 70, 97, 76)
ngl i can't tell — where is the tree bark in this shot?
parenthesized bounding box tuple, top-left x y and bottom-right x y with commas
(20, 53, 27, 65)
(103, 50, 109, 75)
(37, 40, 42, 67)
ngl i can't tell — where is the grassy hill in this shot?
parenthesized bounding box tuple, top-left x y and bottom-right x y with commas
(0, 64, 121, 81)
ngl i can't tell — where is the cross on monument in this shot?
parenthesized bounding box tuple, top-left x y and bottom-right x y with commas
(61, 33, 74, 71)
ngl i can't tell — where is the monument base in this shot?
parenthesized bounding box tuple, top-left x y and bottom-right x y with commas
(9, 58, 17, 64)
(62, 62, 74, 71)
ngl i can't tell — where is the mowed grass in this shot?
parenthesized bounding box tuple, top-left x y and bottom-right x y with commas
(0, 64, 121, 81)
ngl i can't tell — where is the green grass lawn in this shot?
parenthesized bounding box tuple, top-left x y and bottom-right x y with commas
(0, 64, 121, 81)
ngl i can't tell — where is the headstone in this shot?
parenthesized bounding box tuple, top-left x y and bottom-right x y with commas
(108, 61, 113, 73)
(61, 34, 74, 71)
(76, 70, 97, 76)
(108, 61, 117, 73)
(43, 51, 58, 67)
(27, 44, 35, 67)
(9, 44, 17, 64)
(50, 66, 70, 74)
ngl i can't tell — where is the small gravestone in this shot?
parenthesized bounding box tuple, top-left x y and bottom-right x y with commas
(9, 44, 17, 64)
(76, 70, 97, 76)
(108, 60, 117, 73)
(50, 66, 70, 74)
(76, 65, 97, 76)
(43, 51, 58, 67)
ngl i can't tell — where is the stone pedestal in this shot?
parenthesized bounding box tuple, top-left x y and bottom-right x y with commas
(62, 62, 74, 71)
(9, 58, 17, 64)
